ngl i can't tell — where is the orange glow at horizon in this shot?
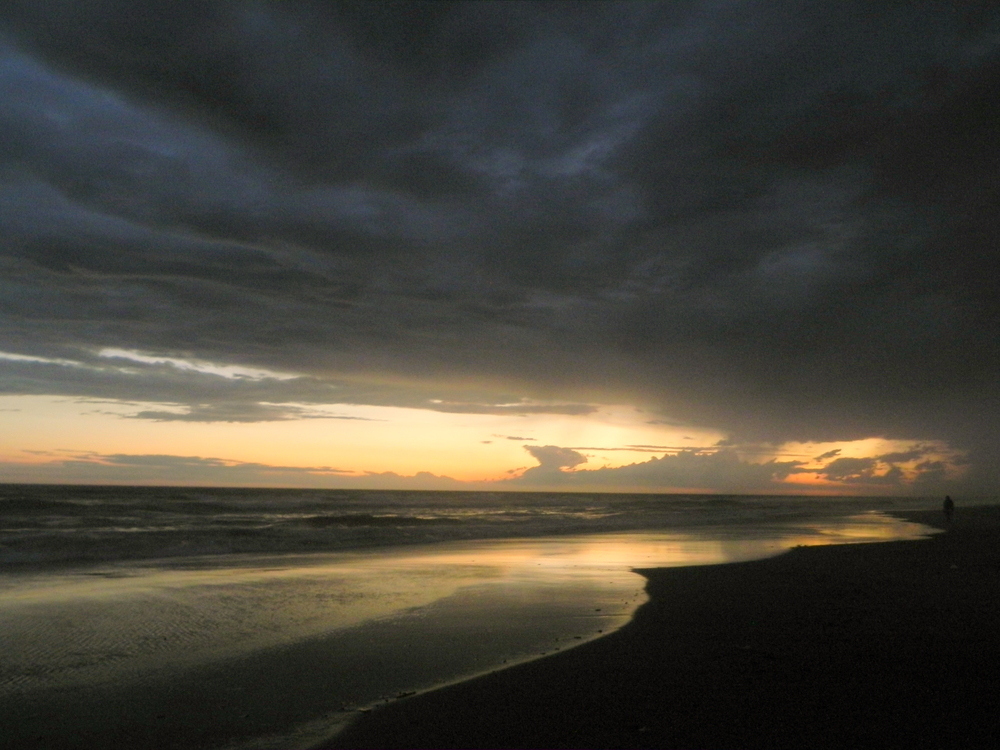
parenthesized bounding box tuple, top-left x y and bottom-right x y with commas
(0, 395, 967, 491)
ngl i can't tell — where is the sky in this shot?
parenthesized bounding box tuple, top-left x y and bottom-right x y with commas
(1, 1, 998, 495)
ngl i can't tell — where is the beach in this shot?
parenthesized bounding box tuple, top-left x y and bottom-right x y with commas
(327, 506, 1000, 749)
(0, 485, 936, 750)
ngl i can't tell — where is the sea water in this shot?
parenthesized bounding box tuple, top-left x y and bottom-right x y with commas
(0, 486, 941, 749)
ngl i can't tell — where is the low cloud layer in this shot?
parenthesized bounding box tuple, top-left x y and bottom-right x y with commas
(2, 3, 999, 491)
(507, 442, 964, 493)
(3, 438, 966, 493)
(508, 444, 803, 492)
(0, 451, 461, 489)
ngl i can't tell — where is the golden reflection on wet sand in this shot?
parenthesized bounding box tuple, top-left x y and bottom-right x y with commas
(0, 512, 936, 750)
(1, 513, 931, 696)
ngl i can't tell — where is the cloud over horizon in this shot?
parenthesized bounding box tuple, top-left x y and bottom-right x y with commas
(0, 450, 465, 489)
(505, 440, 965, 493)
(2, 2, 999, 492)
(2, 434, 968, 494)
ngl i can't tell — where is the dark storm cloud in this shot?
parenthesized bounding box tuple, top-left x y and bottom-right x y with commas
(2, 2, 1000, 489)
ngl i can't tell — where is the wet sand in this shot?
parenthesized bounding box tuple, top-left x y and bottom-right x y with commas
(3, 518, 928, 750)
(327, 507, 1000, 749)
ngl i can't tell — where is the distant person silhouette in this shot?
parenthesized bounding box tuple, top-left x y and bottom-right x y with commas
(943, 495, 955, 524)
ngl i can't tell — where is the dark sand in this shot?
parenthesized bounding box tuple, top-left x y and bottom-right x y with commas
(327, 507, 1000, 749)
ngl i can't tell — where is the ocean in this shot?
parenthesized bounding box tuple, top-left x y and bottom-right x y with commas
(1, 485, 943, 749)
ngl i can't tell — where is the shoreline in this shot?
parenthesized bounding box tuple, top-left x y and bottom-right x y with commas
(326, 506, 1000, 749)
(4, 511, 930, 750)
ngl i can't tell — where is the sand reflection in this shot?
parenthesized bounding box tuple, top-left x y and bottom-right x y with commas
(0, 512, 933, 749)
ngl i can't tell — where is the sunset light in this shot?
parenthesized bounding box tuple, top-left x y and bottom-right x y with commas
(3, 5, 998, 749)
